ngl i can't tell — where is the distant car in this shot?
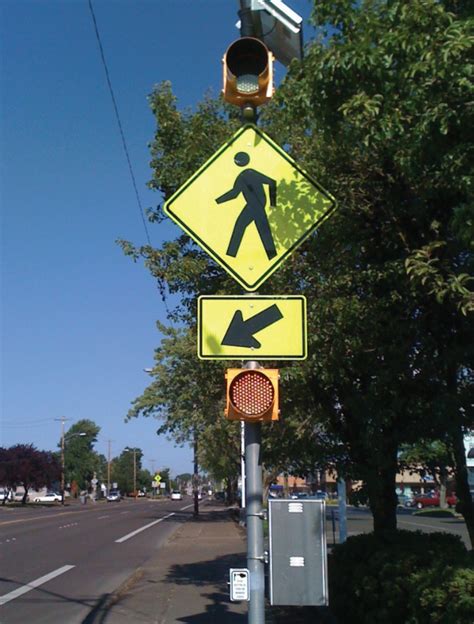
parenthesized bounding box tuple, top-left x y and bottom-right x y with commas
(107, 490, 121, 502)
(170, 490, 182, 501)
(33, 492, 61, 503)
(127, 490, 146, 497)
(13, 491, 29, 502)
(413, 492, 457, 509)
(291, 492, 309, 500)
(397, 494, 414, 507)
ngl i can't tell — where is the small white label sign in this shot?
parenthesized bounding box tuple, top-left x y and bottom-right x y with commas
(230, 568, 250, 601)
(288, 502, 303, 513)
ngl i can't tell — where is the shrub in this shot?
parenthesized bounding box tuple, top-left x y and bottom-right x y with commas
(328, 530, 473, 624)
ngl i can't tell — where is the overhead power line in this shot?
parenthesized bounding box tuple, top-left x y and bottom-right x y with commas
(88, 0, 152, 246)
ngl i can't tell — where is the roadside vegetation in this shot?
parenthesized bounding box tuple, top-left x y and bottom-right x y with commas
(121, 0, 473, 547)
(1, 1, 472, 620)
(329, 530, 474, 624)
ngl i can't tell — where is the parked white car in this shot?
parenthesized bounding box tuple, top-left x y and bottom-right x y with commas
(107, 490, 121, 502)
(33, 492, 61, 503)
(170, 490, 182, 501)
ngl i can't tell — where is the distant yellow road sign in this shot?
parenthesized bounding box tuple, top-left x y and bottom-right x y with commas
(154, 474, 161, 483)
(198, 295, 307, 360)
(164, 125, 336, 291)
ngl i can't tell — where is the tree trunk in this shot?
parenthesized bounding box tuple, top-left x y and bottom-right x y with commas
(366, 445, 398, 532)
(452, 425, 474, 549)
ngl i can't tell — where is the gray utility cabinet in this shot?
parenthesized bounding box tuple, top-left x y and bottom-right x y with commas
(268, 499, 328, 606)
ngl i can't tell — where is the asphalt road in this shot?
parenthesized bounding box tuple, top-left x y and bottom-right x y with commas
(0, 496, 199, 624)
(1, 499, 470, 624)
(326, 505, 470, 548)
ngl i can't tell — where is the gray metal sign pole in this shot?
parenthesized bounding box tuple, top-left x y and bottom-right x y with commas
(244, 360, 265, 624)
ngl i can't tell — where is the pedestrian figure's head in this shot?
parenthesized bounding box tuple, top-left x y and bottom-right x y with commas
(234, 152, 250, 167)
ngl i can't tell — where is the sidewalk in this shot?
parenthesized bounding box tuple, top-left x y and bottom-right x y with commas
(96, 503, 335, 624)
(100, 503, 248, 623)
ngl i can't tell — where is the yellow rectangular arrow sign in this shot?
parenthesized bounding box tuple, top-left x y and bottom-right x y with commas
(198, 295, 307, 360)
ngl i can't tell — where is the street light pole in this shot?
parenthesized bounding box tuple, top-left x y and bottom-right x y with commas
(107, 439, 113, 495)
(60, 419, 66, 506)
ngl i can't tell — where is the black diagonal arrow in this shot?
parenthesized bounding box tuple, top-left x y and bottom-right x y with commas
(221, 304, 284, 349)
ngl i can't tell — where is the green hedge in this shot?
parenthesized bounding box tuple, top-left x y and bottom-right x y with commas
(328, 530, 474, 624)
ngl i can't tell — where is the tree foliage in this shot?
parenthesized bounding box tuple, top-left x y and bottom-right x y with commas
(111, 448, 143, 494)
(122, 0, 473, 539)
(62, 419, 102, 490)
(0, 444, 60, 503)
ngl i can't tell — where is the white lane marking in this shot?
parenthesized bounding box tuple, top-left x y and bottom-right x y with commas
(120, 511, 130, 515)
(0, 564, 75, 606)
(179, 503, 196, 511)
(398, 518, 464, 532)
(98, 515, 109, 520)
(115, 512, 175, 543)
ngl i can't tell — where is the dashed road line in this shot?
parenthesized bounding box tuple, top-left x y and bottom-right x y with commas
(179, 502, 196, 511)
(0, 564, 75, 606)
(58, 522, 78, 530)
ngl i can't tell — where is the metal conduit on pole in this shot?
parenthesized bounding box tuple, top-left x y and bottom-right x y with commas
(237, 5, 266, 622)
(239, 0, 254, 37)
(244, 361, 265, 624)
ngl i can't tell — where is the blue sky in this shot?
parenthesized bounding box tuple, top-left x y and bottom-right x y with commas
(1, 0, 311, 477)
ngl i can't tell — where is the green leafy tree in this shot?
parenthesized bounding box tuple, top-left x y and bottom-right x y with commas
(138, 468, 152, 492)
(158, 467, 171, 494)
(265, 0, 474, 537)
(111, 448, 143, 494)
(62, 420, 101, 490)
(121, 0, 473, 542)
(126, 322, 242, 499)
(400, 440, 455, 507)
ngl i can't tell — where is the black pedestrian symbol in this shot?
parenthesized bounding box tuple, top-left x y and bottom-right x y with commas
(215, 152, 277, 260)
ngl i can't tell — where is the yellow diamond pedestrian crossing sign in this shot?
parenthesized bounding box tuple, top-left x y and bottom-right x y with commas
(164, 124, 336, 291)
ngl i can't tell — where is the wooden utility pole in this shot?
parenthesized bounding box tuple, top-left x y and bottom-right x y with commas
(54, 416, 70, 506)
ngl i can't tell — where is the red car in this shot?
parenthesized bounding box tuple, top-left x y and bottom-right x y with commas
(413, 492, 457, 509)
